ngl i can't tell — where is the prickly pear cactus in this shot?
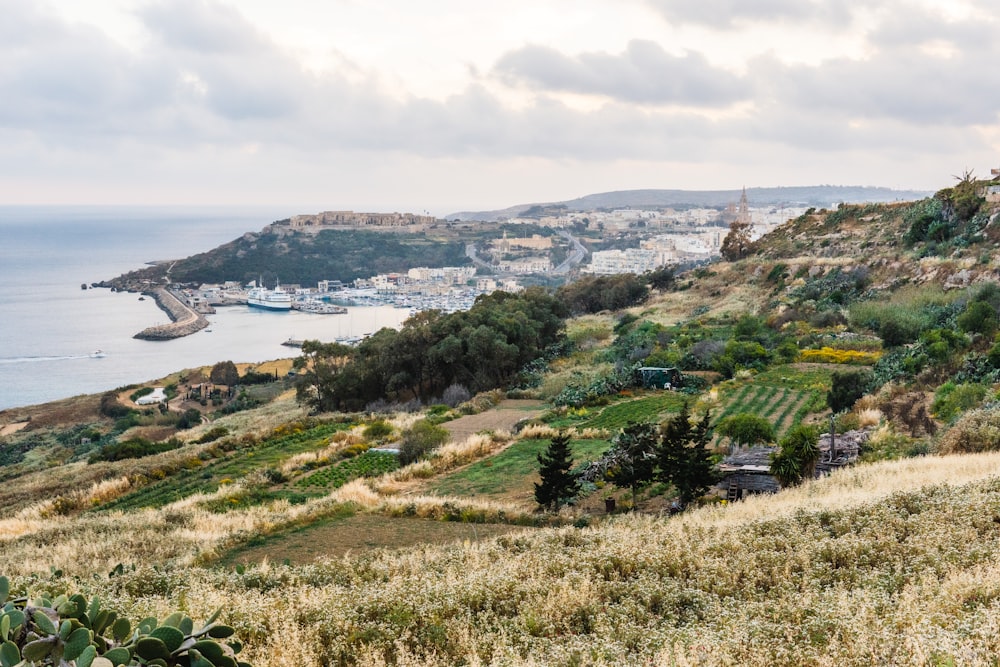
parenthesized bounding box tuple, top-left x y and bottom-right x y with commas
(0, 576, 250, 667)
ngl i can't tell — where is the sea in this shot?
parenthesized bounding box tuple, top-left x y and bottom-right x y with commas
(0, 206, 410, 412)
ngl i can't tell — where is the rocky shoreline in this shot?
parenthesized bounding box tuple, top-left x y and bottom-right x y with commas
(133, 288, 209, 340)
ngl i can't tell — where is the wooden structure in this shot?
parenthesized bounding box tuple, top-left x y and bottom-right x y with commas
(717, 446, 780, 500)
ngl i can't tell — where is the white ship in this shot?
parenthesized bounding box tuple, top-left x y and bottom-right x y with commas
(247, 282, 292, 311)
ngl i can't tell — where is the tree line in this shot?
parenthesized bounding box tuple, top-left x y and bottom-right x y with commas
(293, 287, 568, 412)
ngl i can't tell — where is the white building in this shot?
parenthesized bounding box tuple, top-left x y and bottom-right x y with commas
(585, 248, 670, 275)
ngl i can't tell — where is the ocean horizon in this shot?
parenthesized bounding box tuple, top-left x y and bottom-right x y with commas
(0, 206, 408, 412)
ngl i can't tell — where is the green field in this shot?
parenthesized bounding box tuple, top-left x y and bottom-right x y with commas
(99, 421, 352, 512)
(294, 451, 398, 490)
(545, 391, 688, 431)
(579, 392, 688, 430)
(430, 438, 610, 498)
(712, 364, 832, 441)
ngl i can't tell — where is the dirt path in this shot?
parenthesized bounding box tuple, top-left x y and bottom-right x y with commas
(441, 399, 544, 442)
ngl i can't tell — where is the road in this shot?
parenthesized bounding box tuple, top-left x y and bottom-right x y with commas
(465, 243, 494, 271)
(552, 230, 588, 274)
(466, 230, 587, 275)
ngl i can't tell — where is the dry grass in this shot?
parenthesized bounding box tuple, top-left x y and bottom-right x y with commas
(8, 451, 1000, 666)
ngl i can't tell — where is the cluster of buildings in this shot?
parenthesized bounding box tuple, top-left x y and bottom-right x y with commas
(180, 265, 523, 316)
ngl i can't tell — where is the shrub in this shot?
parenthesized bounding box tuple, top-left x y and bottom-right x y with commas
(770, 424, 820, 486)
(957, 300, 998, 337)
(194, 426, 229, 444)
(938, 404, 1000, 454)
(716, 413, 775, 448)
(828, 369, 873, 413)
(931, 382, 989, 423)
(129, 387, 154, 403)
(100, 392, 134, 419)
(176, 408, 203, 430)
(89, 437, 182, 463)
(442, 383, 472, 407)
(398, 419, 450, 465)
(799, 347, 881, 365)
(363, 419, 394, 441)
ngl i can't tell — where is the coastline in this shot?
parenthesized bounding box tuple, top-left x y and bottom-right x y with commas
(133, 288, 209, 340)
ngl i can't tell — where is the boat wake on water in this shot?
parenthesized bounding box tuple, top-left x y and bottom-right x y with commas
(0, 353, 106, 364)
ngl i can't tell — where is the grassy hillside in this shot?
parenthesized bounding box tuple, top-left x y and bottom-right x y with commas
(4, 178, 1000, 665)
(3, 448, 1000, 665)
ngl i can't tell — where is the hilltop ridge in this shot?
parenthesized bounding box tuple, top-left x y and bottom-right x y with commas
(448, 184, 930, 221)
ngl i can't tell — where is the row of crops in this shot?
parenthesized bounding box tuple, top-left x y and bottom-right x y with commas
(294, 451, 399, 490)
(714, 384, 822, 439)
(99, 421, 353, 512)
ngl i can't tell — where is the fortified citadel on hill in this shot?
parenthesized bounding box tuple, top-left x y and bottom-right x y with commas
(283, 210, 437, 229)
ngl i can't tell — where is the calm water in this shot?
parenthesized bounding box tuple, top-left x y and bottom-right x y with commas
(0, 207, 408, 411)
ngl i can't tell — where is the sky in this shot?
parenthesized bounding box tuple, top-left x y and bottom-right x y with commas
(2, 0, 999, 215)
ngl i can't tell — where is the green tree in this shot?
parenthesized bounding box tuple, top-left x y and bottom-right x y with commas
(770, 424, 820, 487)
(176, 408, 203, 430)
(957, 300, 998, 337)
(827, 369, 872, 414)
(720, 218, 753, 261)
(209, 360, 240, 387)
(656, 402, 717, 506)
(607, 421, 659, 509)
(534, 432, 581, 511)
(294, 341, 357, 413)
(398, 419, 449, 465)
(715, 413, 775, 450)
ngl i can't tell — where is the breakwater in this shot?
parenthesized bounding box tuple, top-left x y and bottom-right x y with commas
(133, 288, 209, 340)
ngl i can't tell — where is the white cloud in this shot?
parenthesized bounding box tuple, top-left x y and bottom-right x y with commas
(0, 0, 997, 207)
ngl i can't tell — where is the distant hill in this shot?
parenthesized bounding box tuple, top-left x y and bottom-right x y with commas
(448, 185, 931, 221)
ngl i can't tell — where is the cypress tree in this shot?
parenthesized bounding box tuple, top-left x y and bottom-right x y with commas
(657, 402, 718, 507)
(534, 431, 580, 511)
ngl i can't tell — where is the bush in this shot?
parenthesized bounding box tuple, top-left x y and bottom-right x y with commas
(194, 426, 229, 444)
(100, 392, 134, 419)
(828, 369, 873, 413)
(716, 413, 775, 448)
(442, 383, 472, 407)
(363, 419, 394, 441)
(129, 387, 154, 403)
(931, 382, 989, 423)
(176, 408, 203, 430)
(957, 300, 998, 337)
(398, 419, 449, 465)
(89, 437, 182, 463)
(770, 424, 820, 486)
(938, 404, 1000, 454)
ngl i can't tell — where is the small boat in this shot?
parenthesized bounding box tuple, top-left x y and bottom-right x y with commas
(138, 296, 146, 301)
(90, 350, 106, 359)
(204, 328, 213, 333)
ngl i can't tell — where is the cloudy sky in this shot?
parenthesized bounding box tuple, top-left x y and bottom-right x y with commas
(3, 0, 999, 214)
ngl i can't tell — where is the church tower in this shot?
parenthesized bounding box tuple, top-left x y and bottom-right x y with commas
(736, 186, 751, 226)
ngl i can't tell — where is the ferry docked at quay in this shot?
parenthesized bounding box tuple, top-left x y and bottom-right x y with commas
(247, 283, 292, 311)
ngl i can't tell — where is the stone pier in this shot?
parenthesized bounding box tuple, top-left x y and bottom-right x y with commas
(134, 288, 209, 340)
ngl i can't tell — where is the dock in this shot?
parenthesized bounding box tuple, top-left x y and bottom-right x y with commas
(133, 288, 209, 340)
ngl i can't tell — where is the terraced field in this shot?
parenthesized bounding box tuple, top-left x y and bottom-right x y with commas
(294, 451, 398, 491)
(715, 384, 819, 437)
(579, 392, 688, 431)
(99, 421, 352, 511)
